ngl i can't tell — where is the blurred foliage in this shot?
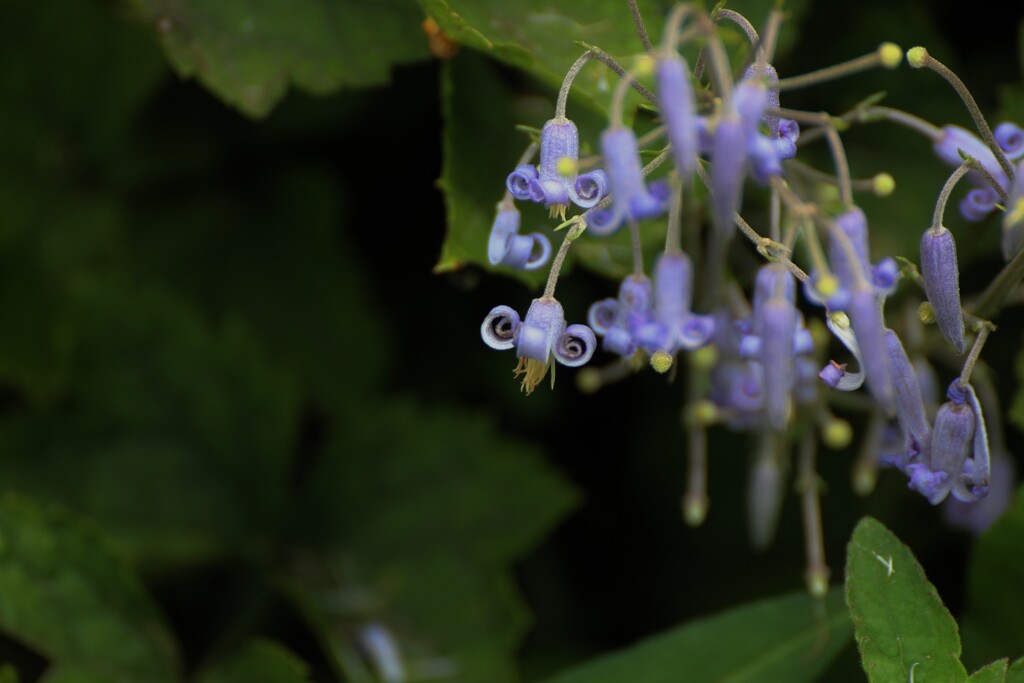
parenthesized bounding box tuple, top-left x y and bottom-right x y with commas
(0, 1, 1022, 682)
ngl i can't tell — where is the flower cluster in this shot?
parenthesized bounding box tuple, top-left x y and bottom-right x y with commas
(475, 3, 1021, 595)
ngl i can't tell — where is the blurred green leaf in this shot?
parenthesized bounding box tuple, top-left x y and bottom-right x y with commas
(1009, 657, 1024, 683)
(293, 397, 578, 682)
(539, 588, 850, 683)
(0, 279, 299, 567)
(129, 0, 430, 117)
(0, 495, 178, 683)
(0, 666, 20, 683)
(970, 659, 1009, 683)
(197, 640, 312, 683)
(963, 483, 1024, 666)
(845, 517, 968, 682)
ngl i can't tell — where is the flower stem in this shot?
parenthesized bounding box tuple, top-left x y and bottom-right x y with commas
(627, 0, 653, 53)
(932, 162, 971, 231)
(575, 42, 660, 107)
(958, 323, 993, 387)
(798, 431, 829, 599)
(777, 50, 889, 92)
(542, 230, 577, 300)
(555, 52, 592, 120)
(774, 107, 854, 205)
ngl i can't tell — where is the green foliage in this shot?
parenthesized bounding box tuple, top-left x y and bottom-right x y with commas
(1010, 658, 1024, 683)
(0, 495, 179, 683)
(291, 398, 580, 682)
(845, 517, 968, 682)
(539, 588, 850, 683)
(963, 483, 1024, 666)
(970, 659, 1010, 683)
(197, 640, 312, 683)
(128, 0, 430, 117)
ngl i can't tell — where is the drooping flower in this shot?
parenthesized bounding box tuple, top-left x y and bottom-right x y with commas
(487, 200, 551, 270)
(750, 264, 798, 431)
(588, 275, 655, 358)
(637, 252, 715, 357)
(884, 329, 930, 455)
(588, 127, 670, 236)
(932, 124, 1015, 223)
(481, 298, 596, 394)
(920, 226, 966, 353)
(505, 118, 609, 218)
(657, 53, 699, 180)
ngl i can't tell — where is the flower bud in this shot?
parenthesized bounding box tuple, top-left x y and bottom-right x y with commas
(657, 54, 698, 179)
(589, 128, 669, 235)
(920, 226, 965, 353)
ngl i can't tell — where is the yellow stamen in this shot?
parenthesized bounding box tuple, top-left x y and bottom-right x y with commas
(514, 356, 551, 395)
(549, 204, 568, 222)
(1007, 196, 1024, 225)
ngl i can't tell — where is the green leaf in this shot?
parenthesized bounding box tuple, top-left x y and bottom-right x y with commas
(1009, 657, 1024, 683)
(969, 660, 1009, 683)
(0, 280, 299, 567)
(963, 483, 1024, 666)
(0, 495, 179, 683)
(197, 640, 312, 683)
(540, 588, 850, 683)
(294, 397, 579, 682)
(845, 517, 968, 683)
(128, 0, 430, 117)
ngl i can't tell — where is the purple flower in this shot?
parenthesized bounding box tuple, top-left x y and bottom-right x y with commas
(657, 54, 698, 179)
(884, 329, 930, 454)
(588, 275, 655, 358)
(637, 252, 715, 354)
(994, 122, 1024, 159)
(481, 298, 596, 394)
(960, 186, 999, 223)
(708, 114, 748, 237)
(506, 118, 609, 215)
(487, 201, 551, 270)
(588, 128, 669, 236)
(920, 226, 965, 353)
(933, 125, 1008, 191)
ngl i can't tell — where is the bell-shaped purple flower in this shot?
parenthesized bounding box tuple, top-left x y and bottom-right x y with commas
(755, 267, 798, 431)
(589, 276, 655, 358)
(507, 118, 609, 214)
(657, 54, 698, 180)
(847, 287, 894, 413)
(487, 201, 551, 271)
(920, 226, 965, 353)
(637, 252, 715, 354)
(884, 329, 930, 453)
(481, 298, 596, 394)
(708, 114, 747, 238)
(907, 384, 974, 504)
(588, 128, 670, 236)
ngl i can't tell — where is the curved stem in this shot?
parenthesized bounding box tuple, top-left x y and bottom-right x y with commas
(777, 51, 887, 92)
(542, 231, 576, 300)
(958, 323, 993, 387)
(556, 52, 593, 119)
(575, 42, 660, 107)
(931, 162, 971, 231)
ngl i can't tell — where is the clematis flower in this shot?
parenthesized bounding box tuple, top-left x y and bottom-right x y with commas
(884, 329, 930, 455)
(637, 252, 715, 356)
(932, 124, 1014, 223)
(749, 264, 798, 431)
(588, 127, 670, 236)
(588, 275, 655, 358)
(657, 53, 699, 180)
(481, 298, 596, 394)
(505, 118, 609, 218)
(920, 226, 965, 353)
(487, 200, 551, 271)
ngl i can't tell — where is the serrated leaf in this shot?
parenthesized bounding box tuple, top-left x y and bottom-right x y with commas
(845, 517, 968, 682)
(963, 483, 1024, 666)
(970, 659, 1009, 683)
(129, 0, 430, 117)
(0, 495, 179, 683)
(540, 588, 850, 683)
(197, 640, 312, 683)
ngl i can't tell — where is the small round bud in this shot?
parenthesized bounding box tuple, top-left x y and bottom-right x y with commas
(873, 173, 896, 197)
(691, 344, 719, 371)
(682, 493, 708, 527)
(650, 351, 674, 374)
(818, 184, 840, 203)
(877, 42, 903, 69)
(918, 301, 936, 324)
(852, 462, 877, 496)
(822, 418, 853, 449)
(576, 368, 602, 394)
(688, 400, 719, 427)
(634, 55, 655, 77)
(815, 273, 839, 299)
(806, 567, 831, 599)
(907, 46, 929, 69)
(556, 156, 577, 177)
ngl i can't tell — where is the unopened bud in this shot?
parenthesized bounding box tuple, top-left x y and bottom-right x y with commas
(873, 173, 896, 196)
(682, 493, 708, 527)
(907, 46, 929, 68)
(918, 301, 936, 324)
(822, 418, 853, 449)
(690, 400, 719, 426)
(650, 351, 674, 374)
(815, 273, 839, 299)
(878, 42, 903, 69)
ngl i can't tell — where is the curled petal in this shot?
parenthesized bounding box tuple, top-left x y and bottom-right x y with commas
(748, 134, 783, 183)
(871, 257, 900, 294)
(775, 119, 800, 160)
(573, 170, 608, 208)
(906, 463, 951, 505)
(586, 207, 622, 236)
(481, 305, 521, 350)
(587, 298, 619, 335)
(995, 122, 1024, 159)
(506, 164, 538, 200)
(555, 324, 596, 367)
(960, 186, 998, 222)
(822, 314, 865, 391)
(677, 314, 716, 350)
(522, 233, 551, 270)
(848, 288, 894, 412)
(920, 227, 966, 353)
(487, 204, 520, 266)
(528, 178, 569, 207)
